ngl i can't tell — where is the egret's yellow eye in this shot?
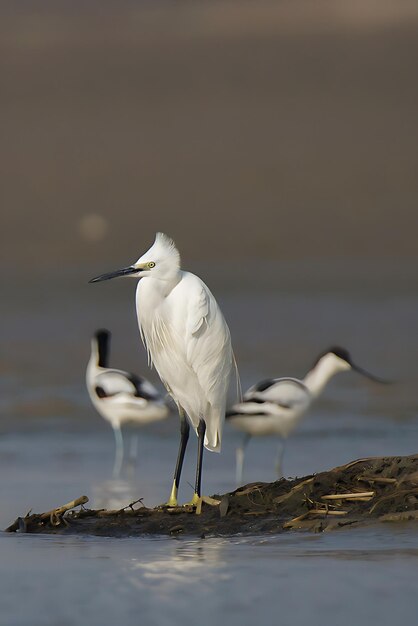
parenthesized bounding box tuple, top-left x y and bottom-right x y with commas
(148, 261, 156, 268)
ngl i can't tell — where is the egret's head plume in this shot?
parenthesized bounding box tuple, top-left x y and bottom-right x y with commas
(134, 232, 181, 280)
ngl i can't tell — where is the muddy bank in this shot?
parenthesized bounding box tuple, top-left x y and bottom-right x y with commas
(6, 455, 418, 537)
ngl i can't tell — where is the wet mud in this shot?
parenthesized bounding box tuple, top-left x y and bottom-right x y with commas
(6, 455, 418, 537)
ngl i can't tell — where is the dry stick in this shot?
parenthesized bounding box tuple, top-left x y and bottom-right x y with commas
(283, 512, 309, 526)
(398, 471, 418, 485)
(98, 508, 140, 517)
(273, 476, 316, 505)
(330, 457, 380, 472)
(219, 496, 229, 518)
(321, 492, 375, 500)
(369, 487, 418, 515)
(202, 496, 221, 506)
(195, 498, 203, 515)
(121, 498, 144, 512)
(236, 483, 267, 497)
(357, 475, 397, 484)
(40, 496, 89, 526)
(307, 509, 348, 516)
(283, 509, 347, 529)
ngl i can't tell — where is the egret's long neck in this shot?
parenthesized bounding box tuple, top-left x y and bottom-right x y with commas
(138, 271, 181, 301)
(303, 356, 346, 398)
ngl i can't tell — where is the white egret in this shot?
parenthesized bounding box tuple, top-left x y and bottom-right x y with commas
(86, 329, 169, 477)
(90, 233, 235, 506)
(226, 347, 389, 484)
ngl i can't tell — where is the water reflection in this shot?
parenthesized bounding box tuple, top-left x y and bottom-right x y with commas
(93, 479, 145, 511)
(127, 539, 229, 592)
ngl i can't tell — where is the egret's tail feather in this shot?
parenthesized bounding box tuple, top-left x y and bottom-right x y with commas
(202, 406, 223, 453)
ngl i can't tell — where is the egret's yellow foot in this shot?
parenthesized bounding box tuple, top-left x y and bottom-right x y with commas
(184, 492, 201, 507)
(165, 481, 178, 507)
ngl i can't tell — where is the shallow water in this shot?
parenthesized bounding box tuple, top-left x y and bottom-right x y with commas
(2, 527, 418, 626)
(1, 262, 418, 625)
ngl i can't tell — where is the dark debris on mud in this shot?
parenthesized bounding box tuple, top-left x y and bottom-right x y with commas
(6, 455, 418, 537)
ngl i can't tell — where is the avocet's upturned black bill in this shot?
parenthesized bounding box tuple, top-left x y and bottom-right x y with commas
(312, 346, 391, 385)
(89, 266, 140, 283)
(349, 363, 390, 384)
(227, 346, 389, 485)
(86, 328, 169, 478)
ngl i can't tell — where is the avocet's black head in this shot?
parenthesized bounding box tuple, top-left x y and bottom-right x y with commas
(329, 346, 351, 362)
(313, 346, 390, 383)
(93, 329, 111, 368)
(313, 346, 352, 368)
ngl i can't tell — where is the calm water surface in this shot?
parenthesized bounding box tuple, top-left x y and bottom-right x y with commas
(2, 528, 418, 626)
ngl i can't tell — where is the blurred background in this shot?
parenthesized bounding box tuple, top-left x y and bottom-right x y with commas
(1, 0, 418, 517)
(1, 3, 418, 626)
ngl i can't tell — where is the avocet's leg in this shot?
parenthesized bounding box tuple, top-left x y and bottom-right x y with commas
(167, 410, 190, 506)
(189, 419, 206, 506)
(275, 438, 286, 478)
(126, 432, 139, 478)
(236, 433, 251, 486)
(111, 423, 124, 479)
(129, 432, 139, 461)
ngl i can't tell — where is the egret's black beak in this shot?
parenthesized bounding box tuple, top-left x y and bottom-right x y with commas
(89, 266, 140, 283)
(351, 362, 391, 384)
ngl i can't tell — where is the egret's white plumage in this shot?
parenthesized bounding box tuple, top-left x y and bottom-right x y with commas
(90, 233, 235, 505)
(227, 347, 387, 483)
(86, 329, 169, 476)
(135, 234, 232, 452)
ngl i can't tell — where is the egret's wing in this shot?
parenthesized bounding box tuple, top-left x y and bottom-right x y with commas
(244, 377, 311, 410)
(183, 280, 233, 450)
(138, 272, 233, 450)
(186, 284, 210, 335)
(186, 284, 232, 399)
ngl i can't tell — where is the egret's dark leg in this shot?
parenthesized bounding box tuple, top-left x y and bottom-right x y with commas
(167, 410, 190, 506)
(190, 419, 206, 505)
(236, 433, 251, 486)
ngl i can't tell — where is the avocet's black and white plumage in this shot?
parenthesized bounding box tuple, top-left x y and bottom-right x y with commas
(226, 347, 388, 484)
(86, 329, 169, 477)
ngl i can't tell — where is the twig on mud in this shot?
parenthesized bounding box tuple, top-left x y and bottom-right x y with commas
(307, 509, 348, 516)
(235, 483, 266, 497)
(283, 508, 348, 529)
(273, 476, 315, 505)
(357, 475, 397, 485)
(321, 492, 375, 501)
(40, 495, 89, 526)
(369, 487, 418, 515)
(120, 498, 144, 512)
